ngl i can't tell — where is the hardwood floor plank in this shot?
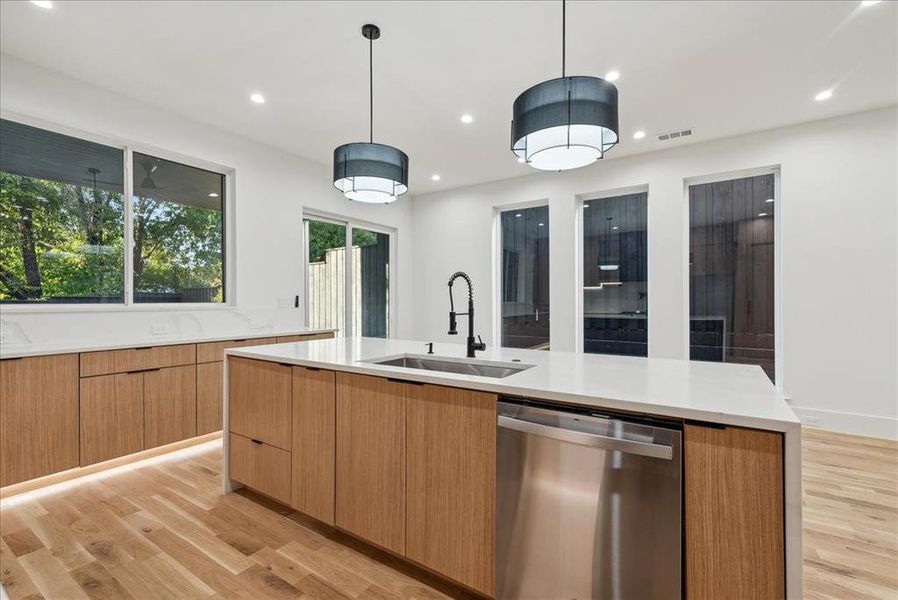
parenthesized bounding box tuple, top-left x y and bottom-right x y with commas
(71, 560, 137, 600)
(31, 513, 94, 571)
(0, 537, 42, 600)
(18, 547, 89, 600)
(2, 529, 44, 557)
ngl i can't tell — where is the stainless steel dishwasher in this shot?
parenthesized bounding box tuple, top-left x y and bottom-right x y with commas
(497, 399, 682, 600)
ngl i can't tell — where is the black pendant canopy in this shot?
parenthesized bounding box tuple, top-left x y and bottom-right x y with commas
(333, 24, 409, 203)
(511, 1, 619, 171)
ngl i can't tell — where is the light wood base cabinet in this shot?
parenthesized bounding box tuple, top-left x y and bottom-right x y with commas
(335, 373, 407, 555)
(292, 367, 336, 524)
(407, 384, 497, 596)
(80, 373, 145, 466)
(685, 424, 785, 599)
(196, 361, 223, 435)
(144, 365, 197, 448)
(229, 433, 292, 504)
(0, 355, 80, 487)
(228, 357, 292, 450)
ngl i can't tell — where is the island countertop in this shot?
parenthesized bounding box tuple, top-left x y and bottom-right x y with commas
(225, 336, 799, 432)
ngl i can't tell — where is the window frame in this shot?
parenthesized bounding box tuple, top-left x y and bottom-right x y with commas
(574, 184, 650, 354)
(0, 111, 235, 312)
(683, 165, 783, 389)
(491, 199, 550, 349)
(302, 209, 397, 339)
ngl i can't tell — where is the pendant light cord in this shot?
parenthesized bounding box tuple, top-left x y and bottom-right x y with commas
(561, 0, 566, 77)
(369, 35, 374, 143)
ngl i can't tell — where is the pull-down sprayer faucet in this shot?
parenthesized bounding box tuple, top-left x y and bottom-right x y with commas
(447, 271, 486, 358)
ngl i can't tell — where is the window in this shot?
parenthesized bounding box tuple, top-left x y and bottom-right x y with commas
(500, 205, 550, 349)
(688, 173, 775, 382)
(305, 216, 391, 338)
(132, 153, 224, 303)
(581, 191, 648, 356)
(0, 119, 124, 303)
(0, 118, 228, 306)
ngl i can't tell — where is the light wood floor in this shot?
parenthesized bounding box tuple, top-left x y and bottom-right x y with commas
(1, 429, 895, 599)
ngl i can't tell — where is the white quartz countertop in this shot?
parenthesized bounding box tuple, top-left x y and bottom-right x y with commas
(0, 327, 336, 359)
(226, 337, 800, 432)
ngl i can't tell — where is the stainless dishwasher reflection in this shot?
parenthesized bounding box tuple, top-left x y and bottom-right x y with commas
(497, 399, 682, 600)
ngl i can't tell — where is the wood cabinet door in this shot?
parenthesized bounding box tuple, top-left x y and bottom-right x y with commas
(144, 365, 197, 449)
(407, 384, 497, 596)
(80, 343, 196, 377)
(196, 361, 224, 435)
(335, 373, 406, 554)
(292, 367, 336, 524)
(80, 373, 144, 466)
(685, 424, 785, 599)
(228, 357, 292, 450)
(0, 355, 80, 487)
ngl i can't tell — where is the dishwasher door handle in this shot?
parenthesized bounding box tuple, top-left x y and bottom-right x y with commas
(498, 415, 673, 460)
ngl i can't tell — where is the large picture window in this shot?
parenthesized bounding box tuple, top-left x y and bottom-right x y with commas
(500, 205, 550, 349)
(688, 173, 775, 381)
(0, 119, 124, 303)
(581, 191, 649, 356)
(305, 216, 391, 338)
(0, 118, 228, 306)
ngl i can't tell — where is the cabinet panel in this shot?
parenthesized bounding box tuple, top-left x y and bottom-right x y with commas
(228, 357, 292, 450)
(0, 355, 80, 487)
(144, 365, 197, 449)
(80, 373, 144, 466)
(407, 384, 497, 595)
(276, 332, 334, 344)
(229, 433, 292, 504)
(291, 367, 336, 524)
(335, 373, 406, 554)
(80, 344, 195, 377)
(685, 424, 784, 599)
(197, 361, 224, 435)
(196, 337, 278, 364)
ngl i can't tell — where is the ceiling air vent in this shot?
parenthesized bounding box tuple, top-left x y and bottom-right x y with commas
(658, 128, 693, 142)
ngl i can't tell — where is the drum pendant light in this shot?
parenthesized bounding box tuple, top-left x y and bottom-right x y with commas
(511, 0, 619, 171)
(333, 24, 409, 203)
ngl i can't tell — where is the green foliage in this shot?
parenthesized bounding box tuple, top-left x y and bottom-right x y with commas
(307, 220, 377, 263)
(0, 171, 223, 303)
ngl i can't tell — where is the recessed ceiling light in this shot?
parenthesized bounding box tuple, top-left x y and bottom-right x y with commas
(30, 1, 52, 8)
(583, 204, 590, 208)
(208, 193, 219, 198)
(538, 222, 545, 227)
(633, 130, 646, 140)
(861, 1, 881, 6)
(515, 213, 522, 218)
(460, 114, 474, 124)
(814, 89, 833, 102)
(612, 226, 619, 230)
(431, 174, 441, 181)
(605, 70, 620, 82)
(765, 198, 775, 203)
(250, 93, 265, 104)
(758, 212, 769, 217)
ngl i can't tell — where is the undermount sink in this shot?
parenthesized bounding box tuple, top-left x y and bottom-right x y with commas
(362, 353, 534, 379)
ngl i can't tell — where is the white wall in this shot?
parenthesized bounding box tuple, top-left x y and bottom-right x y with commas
(410, 106, 898, 439)
(0, 56, 414, 342)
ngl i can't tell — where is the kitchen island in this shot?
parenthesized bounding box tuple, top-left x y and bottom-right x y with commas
(223, 337, 801, 599)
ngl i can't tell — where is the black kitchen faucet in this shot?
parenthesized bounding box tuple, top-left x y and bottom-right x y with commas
(447, 271, 486, 358)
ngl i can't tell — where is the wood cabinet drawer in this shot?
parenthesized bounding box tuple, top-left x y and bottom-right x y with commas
(228, 357, 292, 450)
(229, 433, 291, 504)
(144, 365, 197, 449)
(80, 372, 144, 466)
(80, 344, 196, 377)
(277, 332, 334, 344)
(196, 337, 278, 363)
(0, 354, 80, 487)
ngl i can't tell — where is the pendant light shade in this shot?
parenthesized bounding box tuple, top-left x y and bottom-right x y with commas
(333, 24, 409, 203)
(511, 1, 619, 171)
(333, 142, 408, 203)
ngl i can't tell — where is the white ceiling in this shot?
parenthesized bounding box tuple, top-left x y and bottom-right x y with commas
(1, 1, 896, 195)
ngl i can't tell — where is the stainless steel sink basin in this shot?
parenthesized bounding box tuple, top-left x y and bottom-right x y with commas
(362, 354, 534, 379)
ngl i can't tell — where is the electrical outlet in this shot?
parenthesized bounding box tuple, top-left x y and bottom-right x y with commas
(151, 323, 172, 336)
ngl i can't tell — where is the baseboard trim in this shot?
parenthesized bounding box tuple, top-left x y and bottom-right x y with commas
(0, 431, 222, 500)
(791, 405, 897, 441)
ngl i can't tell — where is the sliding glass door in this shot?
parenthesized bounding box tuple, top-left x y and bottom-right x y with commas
(304, 216, 391, 338)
